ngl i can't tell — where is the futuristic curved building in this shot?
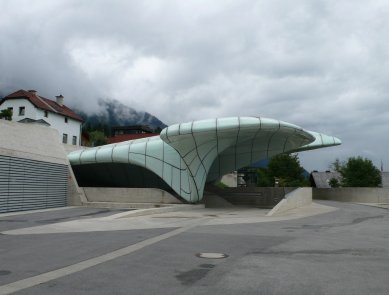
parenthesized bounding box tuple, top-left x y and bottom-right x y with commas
(68, 117, 341, 203)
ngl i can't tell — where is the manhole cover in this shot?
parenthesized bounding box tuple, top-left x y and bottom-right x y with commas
(196, 253, 228, 259)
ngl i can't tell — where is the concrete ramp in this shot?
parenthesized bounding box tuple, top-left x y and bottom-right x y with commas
(202, 193, 235, 208)
(267, 187, 312, 216)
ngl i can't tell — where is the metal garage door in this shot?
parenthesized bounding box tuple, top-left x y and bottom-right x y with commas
(0, 155, 68, 213)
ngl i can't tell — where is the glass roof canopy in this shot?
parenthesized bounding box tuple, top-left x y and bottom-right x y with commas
(68, 116, 341, 203)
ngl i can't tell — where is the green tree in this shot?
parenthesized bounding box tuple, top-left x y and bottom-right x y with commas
(256, 167, 272, 187)
(330, 158, 343, 172)
(256, 153, 309, 187)
(0, 109, 12, 120)
(335, 156, 381, 187)
(268, 153, 308, 187)
(89, 130, 107, 147)
(329, 178, 340, 188)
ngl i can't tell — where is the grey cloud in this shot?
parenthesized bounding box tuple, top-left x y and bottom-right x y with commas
(1, 0, 389, 170)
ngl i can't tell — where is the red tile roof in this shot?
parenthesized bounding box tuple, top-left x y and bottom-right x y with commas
(107, 133, 158, 144)
(2, 89, 83, 122)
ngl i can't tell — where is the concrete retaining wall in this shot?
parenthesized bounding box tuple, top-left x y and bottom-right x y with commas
(82, 187, 183, 204)
(0, 120, 67, 164)
(267, 188, 312, 216)
(205, 186, 296, 208)
(0, 120, 85, 209)
(313, 188, 389, 203)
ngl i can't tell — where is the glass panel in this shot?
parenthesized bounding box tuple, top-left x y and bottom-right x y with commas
(268, 133, 287, 152)
(180, 171, 190, 195)
(68, 151, 82, 164)
(171, 137, 195, 156)
(179, 122, 192, 135)
(163, 145, 181, 167)
(194, 165, 206, 187)
(192, 118, 216, 132)
(202, 147, 218, 171)
(171, 166, 181, 192)
(129, 153, 146, 167)
(239, 117, 260, 128)
(236, 140, 251, 154)
(79, 149, 97, 164)
(321, 134, 336, 146)
(217, 138, 235, 153)
(146, 157, 163, 177)
(96, 147, 113, 163)
(112, 145, 130, 162)
(163, 163, 172, 186)
(146, 140, 163, 159)
(189, 156, 201, 175)
(197, 142, 214, 159)
(183, 149, 198, 165)
(166, 124, 180, 138)
(236, 152, 252, 169)
(193, 132, 216, 146)
(219, 154, 235, 175)
(260, 118, 280, 130)
(279, 120, 301, 131)
(217, 117, 239, 130)
(130, 141, 147, 154)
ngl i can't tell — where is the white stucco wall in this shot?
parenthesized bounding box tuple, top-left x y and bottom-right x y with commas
(1, 98, 37, 120)
(35, 108, 81, 145)
(0, 98, 82, 145)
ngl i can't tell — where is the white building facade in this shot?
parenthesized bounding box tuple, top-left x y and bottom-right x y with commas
(0, 89, 83, 146)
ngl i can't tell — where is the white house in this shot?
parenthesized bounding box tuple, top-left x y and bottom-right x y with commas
(0, 89, 83, 145)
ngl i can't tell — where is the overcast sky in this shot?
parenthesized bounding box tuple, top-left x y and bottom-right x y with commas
(1, 0, 388, 171)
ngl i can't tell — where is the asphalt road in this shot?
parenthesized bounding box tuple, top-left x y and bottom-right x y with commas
(0, 201, 388, 295)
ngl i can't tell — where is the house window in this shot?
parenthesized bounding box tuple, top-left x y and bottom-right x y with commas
(44, 110, 48, 118)
(72, 136, 77, 145)
(64, 117, 68, 123)
(19, 106, 25, 116)
(62, 133, 68, 144)
(7, 107, 13, 113)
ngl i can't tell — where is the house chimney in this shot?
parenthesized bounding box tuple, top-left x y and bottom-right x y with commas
(56, 95, 64, 106)
(28, 90, 37, 94)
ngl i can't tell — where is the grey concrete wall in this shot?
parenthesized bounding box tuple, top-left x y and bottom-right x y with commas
(205, 186, 296, 208)
(267, 188, 312, 216)
(0, 119, 67, 164)
(0, 120, 85, 207)
(82, 187, 183, 204)
(66, 167, 86, 206)
(313, 188, 389, 203)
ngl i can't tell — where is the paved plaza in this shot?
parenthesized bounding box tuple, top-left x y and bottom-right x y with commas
(0, 201, 388, 295)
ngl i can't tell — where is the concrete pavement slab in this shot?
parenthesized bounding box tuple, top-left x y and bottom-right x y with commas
(0, 201, 388, 294)
(1, 203, 337, 235)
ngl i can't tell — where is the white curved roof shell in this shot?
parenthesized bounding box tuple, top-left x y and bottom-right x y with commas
(68, 117, 341, 203)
